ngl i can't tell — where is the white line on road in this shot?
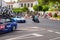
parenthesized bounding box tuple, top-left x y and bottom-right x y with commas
(47, 30, 54, 32)
(31, 27, 39, 28)
(55, 32, 60, 34)
(32, 33, 43, 37)
(31, 27, 46, 30)
(6, 33, 44, 40)
(47, 29, 60, 35)
(49, 37, 60, 40)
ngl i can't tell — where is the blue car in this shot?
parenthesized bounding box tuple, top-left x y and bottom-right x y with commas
(0, 18, 17, 33)
(12, 16, 26, 23)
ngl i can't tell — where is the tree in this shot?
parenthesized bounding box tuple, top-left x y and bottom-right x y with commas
(37, 0, 60, 11)
(38, 0, 60, 5)
(33, 5, 38, 11)
(38, 0, 49, 5)
(38, 0, 43, 5)
(42, 5, 49, 11)
(33, 5, 43, 11)
(58, 5, 60, 11)
(38, 5, 43, 11)
(49, 0, 60, 3)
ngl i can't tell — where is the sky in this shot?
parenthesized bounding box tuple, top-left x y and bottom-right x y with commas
(4, 0, 18, 2)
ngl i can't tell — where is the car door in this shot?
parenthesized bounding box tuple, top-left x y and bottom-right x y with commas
(5, 19, 17, 31)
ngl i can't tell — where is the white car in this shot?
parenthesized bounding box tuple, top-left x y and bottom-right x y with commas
(12, 16, 26, 23)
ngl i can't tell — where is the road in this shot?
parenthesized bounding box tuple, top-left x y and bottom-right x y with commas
(0, 17, 60, 40)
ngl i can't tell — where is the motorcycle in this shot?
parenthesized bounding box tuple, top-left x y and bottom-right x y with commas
(32, 16, 40, 23)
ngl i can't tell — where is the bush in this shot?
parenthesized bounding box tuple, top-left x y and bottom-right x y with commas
(12, 7, 29, 13)
(22, 6, 29, 12)
(12, 8, 23, 13)
(54, 13, 58, 17)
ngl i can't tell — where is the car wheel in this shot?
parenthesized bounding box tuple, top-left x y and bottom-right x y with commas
(24, 20, 26, 23)
(12, 26, 16, 31)
(22, 20, 26, 23)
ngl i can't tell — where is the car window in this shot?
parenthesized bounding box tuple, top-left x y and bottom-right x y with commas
(5, 19, 11, 22)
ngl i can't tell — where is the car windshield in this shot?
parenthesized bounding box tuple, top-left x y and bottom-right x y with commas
(0, 19, 11, 23)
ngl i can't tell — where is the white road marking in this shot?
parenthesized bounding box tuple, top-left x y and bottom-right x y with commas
(6, 33, 43, 40)
(47, 30, 54, 32)
(55, 32, 60, 34)
(31, 27, 39, 28)
(49, 37, 60, 40)
(31, 27, 46, 30)
(6, 34, 32, 40)
(32, 33, 43, 37)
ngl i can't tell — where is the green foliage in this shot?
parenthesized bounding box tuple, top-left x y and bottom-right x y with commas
(33, 4, 43, 11)
(12, 8, 23, 13)
(49, 0, 60, 3)
(33, 5, 38, 11)
(12, 6, 28, 13)
(38, 0, 49, 5)
(58, 6, 60, 11)
(22, 6, 29, 12)
(38, 0, 43, 5)
(54, 13, 58, 17)
(42, 5, 49, 11)
(37, 0, 60, 11)
(48, 2, 59, 11)
(38, 5, 43, 11)
(49, 2, 54, 7)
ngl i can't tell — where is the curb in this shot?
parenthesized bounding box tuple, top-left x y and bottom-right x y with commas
(49, 17, 60, 20)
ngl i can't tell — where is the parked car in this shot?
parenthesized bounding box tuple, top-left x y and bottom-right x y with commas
(12, 16, 26, 23)
(0, 18, 17, 34)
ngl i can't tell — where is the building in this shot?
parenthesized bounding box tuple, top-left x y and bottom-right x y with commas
(18, 0, 38, 7)
(18, 0, 38, 11)
(4, 0, 38, 11)
(0, 0, 7, 7)
(0, 0, 7, 14)
(6, 2, 15, 9)
(0, 0, 2, 6)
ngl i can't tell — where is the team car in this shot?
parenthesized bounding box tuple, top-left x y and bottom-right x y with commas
(0, 18, 17, 33)
(12, 16, 26, 23)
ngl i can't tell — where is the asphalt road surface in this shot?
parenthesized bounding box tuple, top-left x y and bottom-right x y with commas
(0, 17, 60, 40)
